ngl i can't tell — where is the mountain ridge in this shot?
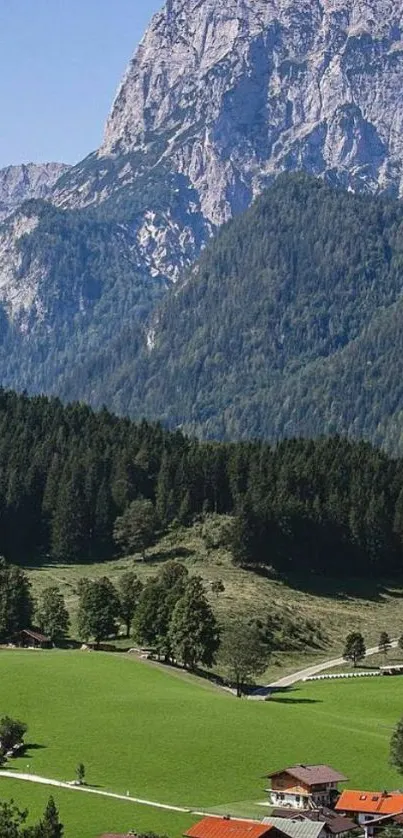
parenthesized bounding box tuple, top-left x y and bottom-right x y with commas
(1, 1, 403, 449)
(0, 162, 70, 222)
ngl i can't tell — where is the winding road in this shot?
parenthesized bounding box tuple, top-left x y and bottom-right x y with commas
(267, 639, 398, 689)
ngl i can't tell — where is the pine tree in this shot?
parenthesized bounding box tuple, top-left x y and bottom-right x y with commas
(51, 469, 88, 562)
(0, 558, 33, 641)
(379, 631, 392, 660)
(343, 632, 366, 667)
(40, 796, 63, 838)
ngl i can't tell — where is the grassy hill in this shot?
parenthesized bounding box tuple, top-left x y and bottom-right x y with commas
(1, 649, 403, 838)
(26, 522, 403, 682)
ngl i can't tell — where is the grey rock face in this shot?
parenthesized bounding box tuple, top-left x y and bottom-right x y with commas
(99, 0, 403, 227)
(3, 0, 403, 340)
(0, 162, 70, 221)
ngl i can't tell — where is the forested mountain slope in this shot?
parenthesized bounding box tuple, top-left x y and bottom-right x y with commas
(57, 175, 403, 450)
(2, 0, 403, 426)
(1, 387, 403, 579)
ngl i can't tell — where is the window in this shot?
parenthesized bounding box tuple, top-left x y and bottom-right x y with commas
(296, 796, 300, 803)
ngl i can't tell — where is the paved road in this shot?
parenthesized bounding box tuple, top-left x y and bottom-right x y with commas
(266, 639, 398, 689)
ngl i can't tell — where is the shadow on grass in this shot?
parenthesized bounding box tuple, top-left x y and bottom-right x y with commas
(22, 743, 46, 753)
(268, 696, 322, 705)
(280, 573, 403, 603)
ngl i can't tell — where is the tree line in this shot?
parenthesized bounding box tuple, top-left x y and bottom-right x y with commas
(1, 389, 403, 577)
(1, 556, 271, 695)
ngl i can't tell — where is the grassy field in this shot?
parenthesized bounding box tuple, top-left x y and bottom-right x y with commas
(0, 779, 196, 838)
(25, 521, 403, 681)
(1, 650, 403, 838)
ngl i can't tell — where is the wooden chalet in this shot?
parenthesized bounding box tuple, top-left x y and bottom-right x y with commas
(266, 765, 348, 810)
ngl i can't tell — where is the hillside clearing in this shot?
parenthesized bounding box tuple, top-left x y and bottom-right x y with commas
(25, 522, 403, 682)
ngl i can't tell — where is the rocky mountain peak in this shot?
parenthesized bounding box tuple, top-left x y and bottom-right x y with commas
(0, 162, 70, 222)
(100, 0, 403, 226)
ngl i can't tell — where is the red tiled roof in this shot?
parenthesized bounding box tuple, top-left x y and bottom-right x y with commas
(267, 766, 347, 786)
(185, 817, 273, 838)
(336, 790, 403, 815)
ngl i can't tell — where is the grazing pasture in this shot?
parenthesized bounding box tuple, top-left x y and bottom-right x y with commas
(0, 650, 401, 837)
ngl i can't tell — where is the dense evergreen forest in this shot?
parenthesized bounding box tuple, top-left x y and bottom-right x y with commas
(4, 174, 403, 453)
(2, 388, 403, 578)
(85, 173, 403, 448)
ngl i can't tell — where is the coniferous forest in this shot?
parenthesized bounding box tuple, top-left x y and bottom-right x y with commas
(1, 387, 403, 578)
(4, 175, 403, 453)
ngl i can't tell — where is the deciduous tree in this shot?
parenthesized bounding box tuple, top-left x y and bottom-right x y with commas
(117, 572, 143, 637)
(219, 621, 271, 697)
(168, 576, 220, 669)
(77, 577, 120, 647)
(0, 716, 27, 753)
(113, 499, 158, 560)
(36, 587, 70, 644)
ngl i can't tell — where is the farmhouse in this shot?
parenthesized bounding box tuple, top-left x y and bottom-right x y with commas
(266, 765, 348, 810)
(335, 790, 403, 834)
(185, 817, 288, 838)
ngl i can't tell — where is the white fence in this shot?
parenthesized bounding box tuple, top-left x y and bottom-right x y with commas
(303, 671, 381, 682)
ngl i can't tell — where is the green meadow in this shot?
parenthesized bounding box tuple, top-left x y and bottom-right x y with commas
(0, 780, 196, 838)
(0, 650, 402, 838)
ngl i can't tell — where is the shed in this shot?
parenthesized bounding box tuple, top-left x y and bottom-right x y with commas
(17, 629, 52, 649)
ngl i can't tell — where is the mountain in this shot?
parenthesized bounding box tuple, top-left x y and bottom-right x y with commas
(57, 0, 403, 225)
(2, 1, 403, 447)
(56, 174, 403, 451)
(0, 163, 70, 222)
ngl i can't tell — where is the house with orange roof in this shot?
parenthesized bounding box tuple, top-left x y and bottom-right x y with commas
(266, 765, 348, 810)
(335, 789, 403, 836)
(184, 816, 289, 838)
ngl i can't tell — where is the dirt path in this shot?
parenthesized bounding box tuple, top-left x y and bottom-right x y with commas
(0, 770, 223, 818)
(266, 639, 398, 689)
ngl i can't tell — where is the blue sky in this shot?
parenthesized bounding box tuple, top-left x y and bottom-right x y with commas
(0, 0, 162, 168)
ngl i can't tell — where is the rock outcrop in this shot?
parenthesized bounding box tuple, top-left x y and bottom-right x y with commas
(98, 0, 403, 228)
(0, 162, 70, 221)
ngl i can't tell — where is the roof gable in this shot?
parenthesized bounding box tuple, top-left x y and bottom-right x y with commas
(267, 766, 347, 786)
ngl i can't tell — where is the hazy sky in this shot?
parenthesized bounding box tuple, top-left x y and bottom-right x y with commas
(0, 0, 162, 168)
